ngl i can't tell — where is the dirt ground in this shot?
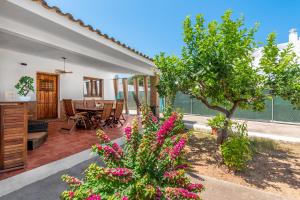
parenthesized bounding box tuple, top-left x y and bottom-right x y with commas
(187, 132, 300, 200)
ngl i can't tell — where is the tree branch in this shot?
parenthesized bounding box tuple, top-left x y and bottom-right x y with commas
(182, 90, 230, 116)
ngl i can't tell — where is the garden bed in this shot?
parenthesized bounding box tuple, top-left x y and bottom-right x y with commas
(187, 131, 300, 200)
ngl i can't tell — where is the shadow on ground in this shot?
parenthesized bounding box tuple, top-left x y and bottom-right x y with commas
(187, 133, 300, 192)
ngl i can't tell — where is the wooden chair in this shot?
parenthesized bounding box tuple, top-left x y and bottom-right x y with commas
(85, 100, 96, 108)
(97, 103, 113, 128)
(112, 100, 125, 127)
(73, 100, 84, 110)
(62, 99, 87, 132)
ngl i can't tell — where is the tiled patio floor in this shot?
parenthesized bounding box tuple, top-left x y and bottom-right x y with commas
(0, 115, 134, 180)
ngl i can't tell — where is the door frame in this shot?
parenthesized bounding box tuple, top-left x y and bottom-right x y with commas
(36, 72, 60, 119)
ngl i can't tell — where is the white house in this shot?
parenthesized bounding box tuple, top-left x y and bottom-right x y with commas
(0, 0, 156, 119)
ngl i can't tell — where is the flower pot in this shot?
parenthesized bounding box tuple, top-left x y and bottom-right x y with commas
(211, 127, 218, 136)
(19, 95, 31, 101)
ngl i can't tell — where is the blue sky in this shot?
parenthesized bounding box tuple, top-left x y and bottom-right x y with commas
(46, 0, 300, 58)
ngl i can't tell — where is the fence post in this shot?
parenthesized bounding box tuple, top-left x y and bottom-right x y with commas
(271, 96, 274, 122)
(190, 97, 193, 114)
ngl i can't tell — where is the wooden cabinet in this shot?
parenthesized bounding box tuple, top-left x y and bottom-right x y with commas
(0, 104, 27, 172)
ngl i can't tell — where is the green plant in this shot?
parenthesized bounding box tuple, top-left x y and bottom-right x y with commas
(154, 10, 300, 143)
(250, 137, 278, 154)
(15, 76, 34, 96)
(220, 123, 252, 171)
(207, 114, 230, 129)
(154, 54, 181, 108)
(61, 109, 204, 200)
(260, 33, 300, 108)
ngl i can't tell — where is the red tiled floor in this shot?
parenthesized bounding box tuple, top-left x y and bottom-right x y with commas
(0, 115, 135, 180)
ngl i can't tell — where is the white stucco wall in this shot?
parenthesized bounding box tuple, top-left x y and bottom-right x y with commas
(0, 48, 116, 101)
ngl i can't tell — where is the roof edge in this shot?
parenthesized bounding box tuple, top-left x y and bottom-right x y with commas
(31, 0, 153, 62)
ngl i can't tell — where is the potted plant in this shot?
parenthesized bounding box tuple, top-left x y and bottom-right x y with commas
(15, 76, 34, 101)
(207, 114, 229, 136)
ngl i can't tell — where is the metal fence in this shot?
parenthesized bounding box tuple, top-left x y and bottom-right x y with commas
(173, 92, 300, 124)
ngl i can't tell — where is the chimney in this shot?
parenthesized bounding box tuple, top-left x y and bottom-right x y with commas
(289, 28, 298, 43)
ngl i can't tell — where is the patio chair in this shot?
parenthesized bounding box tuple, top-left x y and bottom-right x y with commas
(85, 100, 96, 108)
(112, 100, 125, 127)
(73, 100, 84, 110)
(62, 99, 88, 132)
(116, 99, 126, 120)
(97, 103, 113, 128)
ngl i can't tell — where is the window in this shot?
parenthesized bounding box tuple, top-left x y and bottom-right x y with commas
(39, 79, 54, 91)
(83, 77, 103, 97)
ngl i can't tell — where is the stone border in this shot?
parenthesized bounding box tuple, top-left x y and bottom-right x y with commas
(185, 123, 300, 143)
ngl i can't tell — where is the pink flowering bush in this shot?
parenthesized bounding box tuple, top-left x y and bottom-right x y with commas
(61, 108, 204, 200)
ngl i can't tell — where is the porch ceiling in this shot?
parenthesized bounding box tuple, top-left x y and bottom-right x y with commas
(0, 0, 156, 75)
(0, 31, 142, 74)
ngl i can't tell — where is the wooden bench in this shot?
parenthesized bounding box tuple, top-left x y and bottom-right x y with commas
(27, 132, 48, 150)
(27, 120, 48, 150)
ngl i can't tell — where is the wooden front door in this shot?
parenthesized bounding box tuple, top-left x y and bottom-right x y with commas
(36, 73, 58, 119)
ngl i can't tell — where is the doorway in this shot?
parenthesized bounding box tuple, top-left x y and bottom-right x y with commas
(36, 73, 58, 119)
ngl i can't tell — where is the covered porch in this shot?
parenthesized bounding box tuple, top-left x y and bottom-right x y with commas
(0, 0, 159, 180)
(0, 116, 135, 181)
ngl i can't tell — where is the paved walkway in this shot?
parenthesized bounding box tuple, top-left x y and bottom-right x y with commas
(184, 114, 300, 143)
(188, 173, 296, 200)
(0, 157, 294, 200)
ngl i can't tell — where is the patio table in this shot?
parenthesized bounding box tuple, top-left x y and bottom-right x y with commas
(75, 107, 115, 129)
(76, 107, 105, 113)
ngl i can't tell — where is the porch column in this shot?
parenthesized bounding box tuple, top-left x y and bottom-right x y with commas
(143, 76, 148, 104)
(133, 77, 140, 115)
(113, 78, 119, 100)
(122, 78, 129, 114)
(150, 74, 160, 117)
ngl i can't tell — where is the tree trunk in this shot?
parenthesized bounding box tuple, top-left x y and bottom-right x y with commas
(165, 94, 175, 109)
(216, 117, 230, 145)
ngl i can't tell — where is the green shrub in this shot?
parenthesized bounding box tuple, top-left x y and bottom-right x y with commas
(61, 108, 204, 200)
(220, 123, 252, 171)
(207, 114, 232, 129)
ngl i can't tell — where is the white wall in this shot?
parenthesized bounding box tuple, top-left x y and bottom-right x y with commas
(0, 48, 116, 101)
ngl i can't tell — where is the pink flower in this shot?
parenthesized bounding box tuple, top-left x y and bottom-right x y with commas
(124, 126, 132, 141)
(165, 187, 200, 199)
(169, 138, 186, 159)
(112, 143, 123, 156)
(107, 168, 132, 177)
(174, 164, 188, 170)
(156, 114, 177, 145)
(156, 187, 162, 200)
(103, 146, 121, 160)
(163, 170, 182, 179)
(86, 194, 101, 200)
(62, 175, 83, 186)
(121, 196, 129, 200)
(186, 183, 204, 192)
(151, 114, 158, 124)
(95, 144, 103, 151)
(68, 191, 74, 199)
(96, 130, 110, 143)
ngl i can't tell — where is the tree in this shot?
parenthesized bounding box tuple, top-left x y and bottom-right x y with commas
(260, 33, 300, 108)
(154, 53, 181, 108)
(155, 10, 300, 144)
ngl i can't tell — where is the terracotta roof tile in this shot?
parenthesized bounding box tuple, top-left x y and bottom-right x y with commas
(31, 0, 153, 61)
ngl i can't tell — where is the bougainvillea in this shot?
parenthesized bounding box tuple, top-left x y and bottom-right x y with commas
(61, 108, 204, 200)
